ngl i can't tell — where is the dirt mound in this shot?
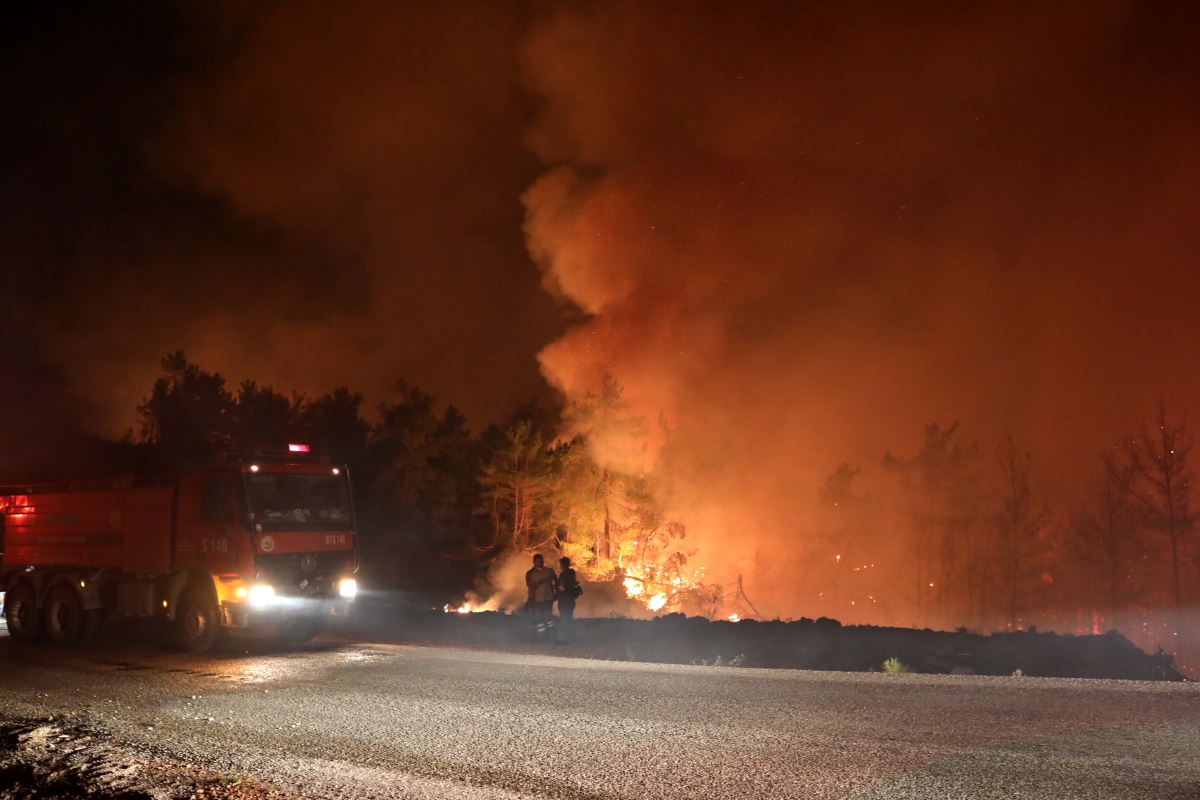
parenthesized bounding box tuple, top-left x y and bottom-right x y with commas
(342, 601, 1183, 680)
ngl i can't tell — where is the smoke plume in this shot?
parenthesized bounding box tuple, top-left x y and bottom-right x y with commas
(520, 1, 1200, 618)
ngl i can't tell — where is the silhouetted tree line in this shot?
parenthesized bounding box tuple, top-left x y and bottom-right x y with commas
(7, 351, 1193, 662)
(113, 353, 488, 599)
(814, 403, 1198, 662)
(118, 353, 678, 604)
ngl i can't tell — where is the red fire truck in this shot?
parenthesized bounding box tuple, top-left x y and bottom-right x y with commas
(0, 445, 358, 653)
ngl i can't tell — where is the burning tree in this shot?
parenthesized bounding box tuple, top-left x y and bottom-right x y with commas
(563, 373, 647, 563)
(469, 375, 712, 616)
(579, 386, 729, 613)
(541, 434, 609, 566)
(548, 435, 701, 614)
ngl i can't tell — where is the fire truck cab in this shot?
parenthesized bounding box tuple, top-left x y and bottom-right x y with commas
(0, 446, 358, 653)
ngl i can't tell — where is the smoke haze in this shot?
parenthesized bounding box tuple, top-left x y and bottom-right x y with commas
(4, 2, 1200, 627)
(3, 2, 567, 439)
(521, 1, 1200, 616)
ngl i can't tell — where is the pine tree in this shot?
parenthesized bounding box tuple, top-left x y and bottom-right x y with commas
(563, 374, 645, 566)
(1073, 449, 1137, 629)
(297, 387, 371, 465)
(137, 351, 234, 466)
(993, 435, 1050, 629)
(231, 380, 300, 447)
(478, 419, 555, 551)
(883, 422, 983, 628)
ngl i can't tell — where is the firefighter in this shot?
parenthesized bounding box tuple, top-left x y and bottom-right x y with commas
(555, 556, 582, 643)
(525, 553, 557, 642)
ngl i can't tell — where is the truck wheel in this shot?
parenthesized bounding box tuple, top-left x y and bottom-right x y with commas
(176, 588, 219, 654)
(4, 582, 41, 643)
(44, 585, 84, 646)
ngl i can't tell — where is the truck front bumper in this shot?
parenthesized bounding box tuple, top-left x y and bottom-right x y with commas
(221, 596, 353, 629)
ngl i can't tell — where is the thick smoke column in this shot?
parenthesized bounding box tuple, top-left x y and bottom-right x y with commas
(521, 2, 1200, 619)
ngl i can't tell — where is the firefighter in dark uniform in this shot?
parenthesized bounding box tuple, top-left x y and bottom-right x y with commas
(525, 553, 557, 642)
(555, 556, 582, 643)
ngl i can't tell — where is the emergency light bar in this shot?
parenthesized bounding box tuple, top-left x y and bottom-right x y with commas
(217, 445, 327, 466)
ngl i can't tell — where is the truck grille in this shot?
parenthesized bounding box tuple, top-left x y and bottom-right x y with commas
(256, 551, 355, 595)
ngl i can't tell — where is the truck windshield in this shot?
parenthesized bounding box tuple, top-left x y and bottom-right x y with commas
(245, 473, 352, 531)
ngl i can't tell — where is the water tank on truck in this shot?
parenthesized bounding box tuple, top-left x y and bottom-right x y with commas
(0, 444, 359, 652)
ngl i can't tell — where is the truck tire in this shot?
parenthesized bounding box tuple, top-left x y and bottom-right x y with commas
(44, 584, 85, 646)
(176, 587, 219, 654)
(4, 582, 41, 643)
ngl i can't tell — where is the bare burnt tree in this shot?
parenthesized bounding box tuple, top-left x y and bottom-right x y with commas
(994, 435, 1050, 630)
(817, 462, 865, 619)
(1125, 402, 1196, 652)
(1073, 449, 1137, 628)
(884, 422, 982, 629)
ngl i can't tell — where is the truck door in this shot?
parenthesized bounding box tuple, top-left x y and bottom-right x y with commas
(175, 473, 250, 575)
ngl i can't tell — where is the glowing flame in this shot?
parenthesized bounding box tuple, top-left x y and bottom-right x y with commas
(443, 602, 473, 614)
(618, 562, 709, 616)
(728, 613, 741, 622)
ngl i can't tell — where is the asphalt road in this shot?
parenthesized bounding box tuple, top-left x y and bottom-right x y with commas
(1, 632, 1198, 800)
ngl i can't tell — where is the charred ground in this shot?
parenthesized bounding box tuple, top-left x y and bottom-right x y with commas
(343, 604, 1181, 682)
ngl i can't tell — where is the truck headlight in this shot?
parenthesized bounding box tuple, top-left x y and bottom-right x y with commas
(337, 578, 358, 600)
(248, 584, 276, 607)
